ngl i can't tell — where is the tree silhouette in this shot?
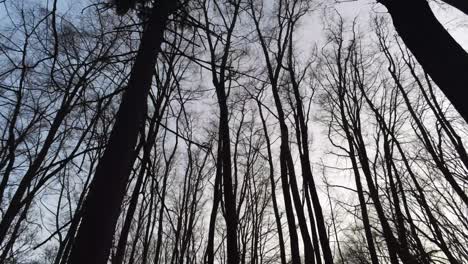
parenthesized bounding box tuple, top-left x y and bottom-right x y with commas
(379, 0, 468, 123)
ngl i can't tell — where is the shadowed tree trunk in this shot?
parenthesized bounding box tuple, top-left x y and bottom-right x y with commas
(337, 108, 380, 264)
(256, 97, 287, 264)
(112, 39, 177, 264)
(379, 0, 468, 123)
(215, 83, 239, 264)
(201, 1, 242, 263)
(287, 35, 334, 264)
(67, 1, 176, 263)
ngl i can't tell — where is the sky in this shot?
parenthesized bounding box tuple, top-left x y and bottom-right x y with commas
(2, 0, 465, 52)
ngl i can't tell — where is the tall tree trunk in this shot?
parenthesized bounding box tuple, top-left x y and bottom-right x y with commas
(270, 81, 314, 264)
(288, 44, 334, 263)
(113, 71, 171, 264)
(257, 100, 287, 264)
(215, 85, 239, 264)
(379, 0, 468, 123)
(201, 0, 241, 261)
(67, 2, 176, 263)
(279, 147, 302, 264)
(336, 89, 381, 264)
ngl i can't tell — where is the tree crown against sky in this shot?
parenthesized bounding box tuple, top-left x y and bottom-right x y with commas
(0, 0, 467, 264)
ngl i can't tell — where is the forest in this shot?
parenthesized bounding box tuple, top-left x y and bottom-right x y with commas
(0, 0, 467, 263)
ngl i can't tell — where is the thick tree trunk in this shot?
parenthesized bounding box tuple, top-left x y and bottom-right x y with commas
(380, 0, 468, 123)
(113, 78, 169, 264)
(67, 2, 175, 263)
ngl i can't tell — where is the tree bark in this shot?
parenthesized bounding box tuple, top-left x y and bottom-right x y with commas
(67, 2, 176, 263)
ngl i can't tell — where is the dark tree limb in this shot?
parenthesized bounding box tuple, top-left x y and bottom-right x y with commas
(379, 0, 468, 123)
(67, 1, 176, 263)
